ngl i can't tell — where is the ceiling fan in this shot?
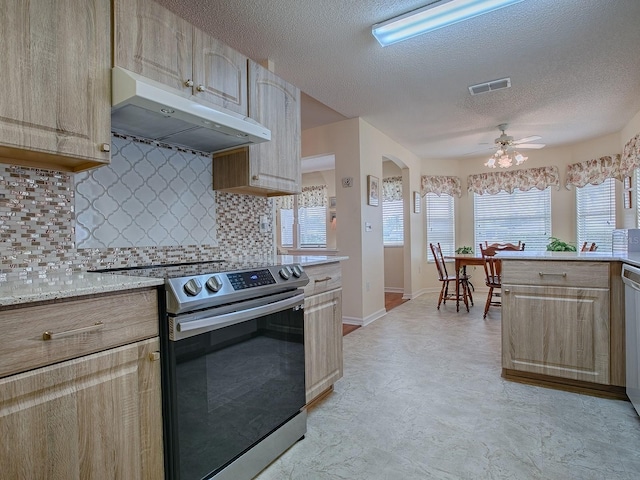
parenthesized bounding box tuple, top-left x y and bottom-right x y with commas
(493, 123, 545, 150)
(485, 124, 545, 168)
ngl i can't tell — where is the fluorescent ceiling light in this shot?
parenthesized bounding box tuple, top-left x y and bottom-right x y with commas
(372, 0, 525, 46)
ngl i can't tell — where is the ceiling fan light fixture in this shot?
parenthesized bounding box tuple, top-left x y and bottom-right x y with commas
(372, 0, 526, 46)
(485, 148, 527, 169)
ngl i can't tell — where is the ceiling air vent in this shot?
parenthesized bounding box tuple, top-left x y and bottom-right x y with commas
(468, 77, 511, 96)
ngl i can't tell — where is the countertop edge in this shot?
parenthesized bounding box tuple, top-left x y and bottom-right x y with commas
(0, 273, 164, 308)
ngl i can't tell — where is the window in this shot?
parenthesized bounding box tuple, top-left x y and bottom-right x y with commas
(577, 177, 615, 252)
(382, 176, 404, 246)
(474, 188, 551, 251)
(426, 193, 455, 261)
(277, 185, 327, 248)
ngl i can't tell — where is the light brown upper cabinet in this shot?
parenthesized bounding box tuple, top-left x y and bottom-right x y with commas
(213, 60, 301, 196)
(0, 0, 111, 172)
(114, 0, 248, 116)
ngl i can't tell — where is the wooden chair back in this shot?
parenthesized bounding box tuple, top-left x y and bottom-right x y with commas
(430, 242, 449, 281)
(480, 243, 502, 286)
(581, 242, 597, 252)
(483, 241, 525, 252)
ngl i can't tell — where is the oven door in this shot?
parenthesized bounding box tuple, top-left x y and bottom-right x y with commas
(163, 290, 306, 480)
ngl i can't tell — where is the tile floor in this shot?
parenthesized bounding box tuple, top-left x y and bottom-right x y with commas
(256, 292, 640, 479)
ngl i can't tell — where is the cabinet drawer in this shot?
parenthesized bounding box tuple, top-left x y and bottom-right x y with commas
(502, 261, 609, 288)
(0, 288, 158, 378)
(303, 263, 342, 297)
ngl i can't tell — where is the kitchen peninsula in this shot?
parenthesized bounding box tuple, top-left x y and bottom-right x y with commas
(498, 250, 636, 398)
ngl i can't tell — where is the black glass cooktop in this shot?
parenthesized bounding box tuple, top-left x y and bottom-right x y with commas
(92, 259, 279, 280)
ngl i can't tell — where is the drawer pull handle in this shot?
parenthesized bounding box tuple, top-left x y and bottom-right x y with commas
(42, 322, 104, 341)
(315, 277, 332, 283)
(538, 272, 567, 277)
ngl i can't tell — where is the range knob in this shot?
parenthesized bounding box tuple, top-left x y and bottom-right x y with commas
(292, 265, 303, 278)
(279, 266, 292, 280)
(206, 275, 223, 292)
(183, 278, 202, 296)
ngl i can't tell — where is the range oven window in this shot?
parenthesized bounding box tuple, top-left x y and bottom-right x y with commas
(167, 307, 305, 480)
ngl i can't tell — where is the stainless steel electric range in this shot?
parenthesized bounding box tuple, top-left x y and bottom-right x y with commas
(98, 260, 309, 480)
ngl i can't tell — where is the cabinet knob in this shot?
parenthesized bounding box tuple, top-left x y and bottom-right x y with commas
(504, 289, 510, 293)
(149, 351, 160, 362)
(196, 84, 205, 92)
(99, 143, 110, 152)
(184, 79, 194, 87)
(252, 175, 259, 181)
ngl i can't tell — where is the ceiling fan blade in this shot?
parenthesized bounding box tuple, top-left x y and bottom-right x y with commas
(516, 143, 545, 149)
(514, 135, 542, 144)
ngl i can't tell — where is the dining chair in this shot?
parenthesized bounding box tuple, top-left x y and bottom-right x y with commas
(581, 242, 597, 252)
(479, 243, 503, 319)
(430, 243, 472, 311)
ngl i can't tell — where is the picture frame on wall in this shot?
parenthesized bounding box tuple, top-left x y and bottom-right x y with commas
(414, 191, 421, 213)
(367, 175, 379, 206)
(329, 196, 337, 208)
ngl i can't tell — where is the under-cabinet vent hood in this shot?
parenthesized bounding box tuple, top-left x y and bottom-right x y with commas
(111, 67, 270, 154)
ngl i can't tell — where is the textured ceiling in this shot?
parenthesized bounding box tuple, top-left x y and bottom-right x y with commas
(156, 0, 640, 160)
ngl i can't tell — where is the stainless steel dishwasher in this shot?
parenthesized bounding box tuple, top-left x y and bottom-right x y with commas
(622, 264, 640, 415)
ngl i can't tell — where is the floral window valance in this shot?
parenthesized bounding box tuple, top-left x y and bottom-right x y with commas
(383, 176, 403, 202)
(468, 166, 560, 195)
(274, 185, 327, 210)
(565, 154, 625, 188)
(420, 175, 462, 198)
(622, 131, 640, 176)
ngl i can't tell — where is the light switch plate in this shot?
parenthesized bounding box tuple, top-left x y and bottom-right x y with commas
(365, 222, 372, 232)
(342, 177, 353, 188)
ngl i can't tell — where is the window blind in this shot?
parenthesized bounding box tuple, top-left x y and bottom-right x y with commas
(383, 199, 404, 245)
(474, 188, 551, 252)
(299, 206, 327, 247)
(383, 177, 404, 246)
(577, 177, 615, 252)
(426, 193, 455, 261)
(280, 208, 294, 247)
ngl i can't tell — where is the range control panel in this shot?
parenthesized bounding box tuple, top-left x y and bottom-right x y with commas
(228, 269, 277, 290)
(166, 264, 309, 314)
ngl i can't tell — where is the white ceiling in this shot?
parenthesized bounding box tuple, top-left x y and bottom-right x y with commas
(157, 0, 640, 160)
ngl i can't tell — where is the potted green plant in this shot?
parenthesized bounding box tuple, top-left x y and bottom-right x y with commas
(546, 237, 577, 252)
(455, 246, 474, 254)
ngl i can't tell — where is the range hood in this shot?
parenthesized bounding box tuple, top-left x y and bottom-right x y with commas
(111, 67, 271, 154)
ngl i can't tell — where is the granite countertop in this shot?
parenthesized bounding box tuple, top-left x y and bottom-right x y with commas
(0, 255, 348, 307)
(497, 250, 640, 268)
(0, 271, 164, 307)
(277, 254, 349, 267)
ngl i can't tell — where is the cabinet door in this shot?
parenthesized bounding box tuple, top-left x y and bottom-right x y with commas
(114, 0, 193, 95)
(0, 0, 111, 169)
(502, 285, 610, 384)
(192, 28, 248, 115)
(248, 60, 301, 194)
(0, 338, 163, 480)
(305, 289, 343, 403)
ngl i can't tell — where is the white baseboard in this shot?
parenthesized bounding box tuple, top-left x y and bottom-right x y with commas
(384, 287, 404, 294)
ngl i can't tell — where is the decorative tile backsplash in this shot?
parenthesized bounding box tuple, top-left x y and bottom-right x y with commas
(0, 135, 274, 274)
(76, 135, 217, 248)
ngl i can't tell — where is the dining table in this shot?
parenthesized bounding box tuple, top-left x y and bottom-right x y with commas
(443, 253, 485, 311)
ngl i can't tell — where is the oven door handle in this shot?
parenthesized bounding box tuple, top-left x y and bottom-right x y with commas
(174, 292, 305, 338)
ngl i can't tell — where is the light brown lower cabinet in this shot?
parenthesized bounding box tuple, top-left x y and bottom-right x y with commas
(0, 337, 164, 480)
(304, 288, 343, 403)
(502, 284, 610, 384)
(501, 260, 624, 392)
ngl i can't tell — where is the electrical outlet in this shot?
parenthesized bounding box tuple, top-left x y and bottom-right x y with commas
(259, 215, 269, 233)
(342, 177, 353, 188)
